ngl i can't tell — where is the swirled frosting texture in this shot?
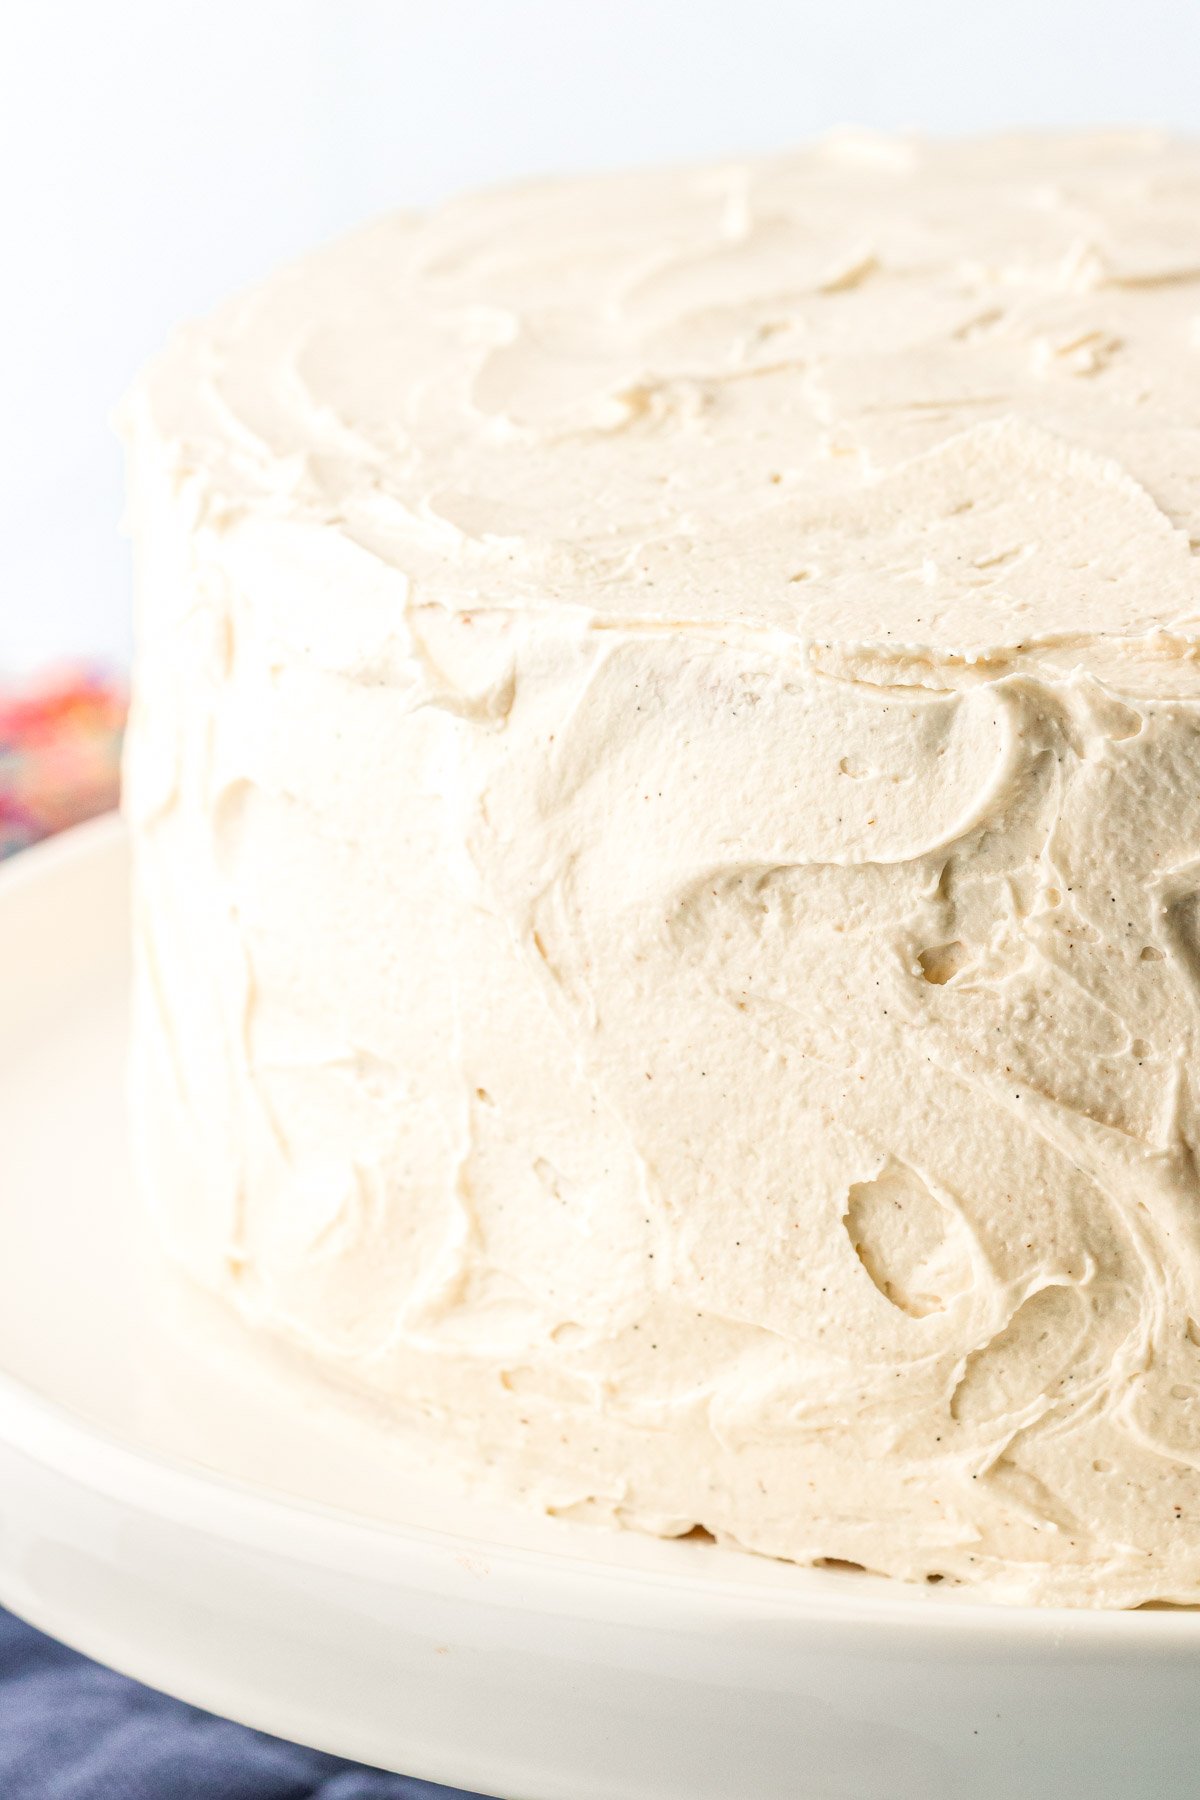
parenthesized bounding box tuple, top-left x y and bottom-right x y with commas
(123, 133, 1200, 1604)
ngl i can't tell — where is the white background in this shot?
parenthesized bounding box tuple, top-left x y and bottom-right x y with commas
(3, 0, 1199, 672)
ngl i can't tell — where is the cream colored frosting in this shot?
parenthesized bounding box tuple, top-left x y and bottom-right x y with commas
(122, 131, 1200, 1605)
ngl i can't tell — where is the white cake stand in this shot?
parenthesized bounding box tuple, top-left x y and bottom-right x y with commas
(2, 816, 1199, 1800)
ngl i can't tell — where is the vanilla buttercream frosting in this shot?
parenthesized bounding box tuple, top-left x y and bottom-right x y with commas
(122, 132, 1200, 1605)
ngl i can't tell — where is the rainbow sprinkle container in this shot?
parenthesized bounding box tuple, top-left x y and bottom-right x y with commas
(0, 668, 127, 859)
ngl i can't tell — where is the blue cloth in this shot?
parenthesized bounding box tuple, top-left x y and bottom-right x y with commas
(0, 1608, 491, 1800)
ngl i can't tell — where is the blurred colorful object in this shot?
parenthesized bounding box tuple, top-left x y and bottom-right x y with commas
(0, 667, 127, 858)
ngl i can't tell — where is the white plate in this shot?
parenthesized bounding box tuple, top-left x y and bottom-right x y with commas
(2, 817, 1200, 1800)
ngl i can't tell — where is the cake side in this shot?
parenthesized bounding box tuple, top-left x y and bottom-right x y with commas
(123, 132, 1200, 1605)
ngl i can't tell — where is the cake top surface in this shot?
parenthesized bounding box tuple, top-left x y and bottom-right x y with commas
(134, 131, 1200, 671)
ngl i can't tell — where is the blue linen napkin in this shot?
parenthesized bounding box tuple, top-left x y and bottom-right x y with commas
(0, 1607, 491, 1800)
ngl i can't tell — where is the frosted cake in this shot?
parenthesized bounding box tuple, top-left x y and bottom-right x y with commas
(123, 132, 1200, 1605)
